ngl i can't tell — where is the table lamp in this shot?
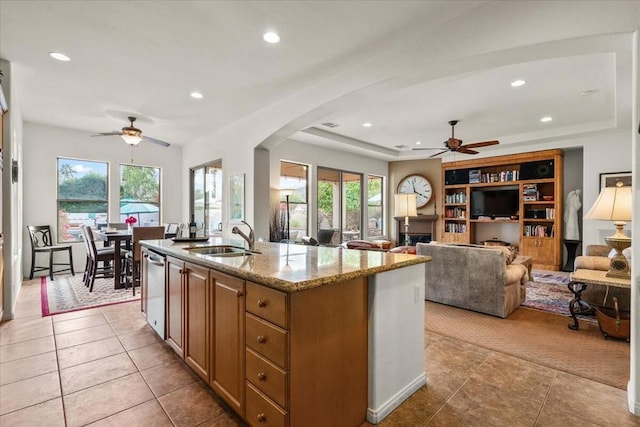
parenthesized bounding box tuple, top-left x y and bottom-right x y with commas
(394, 193, 418, 252)
(584, 181, 632, 278)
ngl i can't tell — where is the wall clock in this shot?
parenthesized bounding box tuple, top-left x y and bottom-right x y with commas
(397, 174, 433, 208)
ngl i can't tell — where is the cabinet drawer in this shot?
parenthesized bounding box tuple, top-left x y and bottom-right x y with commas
(245, 313, 288, 369)
(246, 382, 287, 427)
(246, 348, 287, 409)
(246, 282, 287, 328)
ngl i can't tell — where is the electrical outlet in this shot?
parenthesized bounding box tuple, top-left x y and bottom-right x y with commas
(414, 283, 421, 303)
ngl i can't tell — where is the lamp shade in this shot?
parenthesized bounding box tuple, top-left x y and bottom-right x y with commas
(584, 183, 632, 221)
(394, 193, 418, 218)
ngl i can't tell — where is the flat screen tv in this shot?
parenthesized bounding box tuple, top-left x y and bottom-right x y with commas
(470, 187, 519, 219)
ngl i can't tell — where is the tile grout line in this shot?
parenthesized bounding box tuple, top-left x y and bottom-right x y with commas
(422, 347, 492, 425)
(532, 370, 559, 426)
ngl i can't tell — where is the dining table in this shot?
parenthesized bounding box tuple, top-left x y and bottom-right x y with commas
(93, 230, 132, 289)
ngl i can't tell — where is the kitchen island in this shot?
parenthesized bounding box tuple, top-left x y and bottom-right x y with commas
(140, 238, 430, 426)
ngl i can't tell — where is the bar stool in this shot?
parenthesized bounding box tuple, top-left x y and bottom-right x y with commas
(26, 225, 75, 280)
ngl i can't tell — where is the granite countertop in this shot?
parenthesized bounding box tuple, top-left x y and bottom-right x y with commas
(141, 238, 430, 293)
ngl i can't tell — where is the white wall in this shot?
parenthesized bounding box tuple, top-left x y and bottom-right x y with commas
(1, 59, 24, 320)
(22, 122, 182, 277)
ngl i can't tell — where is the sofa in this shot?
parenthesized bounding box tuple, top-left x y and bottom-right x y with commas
(416, 242, 531, 318)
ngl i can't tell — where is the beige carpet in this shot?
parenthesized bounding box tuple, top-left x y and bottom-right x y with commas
(425, 302, 630, 390)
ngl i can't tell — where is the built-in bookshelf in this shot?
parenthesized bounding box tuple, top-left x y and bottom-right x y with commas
(442, 149, 564, 270)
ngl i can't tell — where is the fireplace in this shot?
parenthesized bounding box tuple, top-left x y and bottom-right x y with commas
(395, 215, 437, 247)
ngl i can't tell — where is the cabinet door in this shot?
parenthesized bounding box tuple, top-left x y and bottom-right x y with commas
(184, 262, 210, 380)
(166, 257, 184, 358)
(521, 238, 555, 266)
(210, 270, 245, 415)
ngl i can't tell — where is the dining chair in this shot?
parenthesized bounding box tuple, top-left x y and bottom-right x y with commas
(26, 225, 74, 280)
(124, 226, 165, 295)
(317, 229, 337, 246)
(82, 225, 125, 291)
(164, 222, 179, 238)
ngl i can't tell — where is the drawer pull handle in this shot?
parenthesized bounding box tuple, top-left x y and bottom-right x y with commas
(257, 372, 267, 381)
(257, 335, 267, 344)
(257, 299, 267, 308)
(257, 413, 267, 422)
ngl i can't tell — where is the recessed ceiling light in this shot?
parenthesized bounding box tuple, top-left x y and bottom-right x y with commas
(415, 141, 422, 145)
(190, 92, 204, 99)
(362, 122, 372, 127)
(510, 79, 526, 87)
(49, 52, 70, 62)
(540, 116, 553, 123)
(263, 32, 280, 43)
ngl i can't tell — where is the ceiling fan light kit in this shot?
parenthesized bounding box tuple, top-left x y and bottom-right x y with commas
(412, 120, 499, 157)
(92, 116, 171, 147)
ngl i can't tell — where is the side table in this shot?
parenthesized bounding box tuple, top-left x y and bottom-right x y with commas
(567, 269, 631, 331)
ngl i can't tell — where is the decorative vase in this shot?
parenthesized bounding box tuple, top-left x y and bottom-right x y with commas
(128, 224, 132, 233)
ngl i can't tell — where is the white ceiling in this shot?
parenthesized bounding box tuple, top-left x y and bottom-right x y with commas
(1, 1, 639, 160)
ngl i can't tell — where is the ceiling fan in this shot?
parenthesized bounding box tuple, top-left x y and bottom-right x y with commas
(91, 116, 171, 147)
(412, 120, 498, 157)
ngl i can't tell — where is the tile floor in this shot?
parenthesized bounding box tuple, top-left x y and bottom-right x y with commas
(1, 278, 638, 426)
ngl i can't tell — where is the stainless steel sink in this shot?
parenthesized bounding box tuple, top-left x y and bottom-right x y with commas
(187, 245, 253, 257)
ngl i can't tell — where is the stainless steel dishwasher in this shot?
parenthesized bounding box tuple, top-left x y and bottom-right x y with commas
(144, 249, 166, 339)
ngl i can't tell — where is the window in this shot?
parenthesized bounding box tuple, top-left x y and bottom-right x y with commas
(317, 167, 363, 244)
(190, 161, 223, 236)
(367, 175, 384, 237)
(279, 161, 309, 241)
(120, 164, 161, 226)
(57, 158, 108, 243)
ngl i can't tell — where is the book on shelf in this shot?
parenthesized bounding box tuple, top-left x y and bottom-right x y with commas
(469, 169, 481, 183)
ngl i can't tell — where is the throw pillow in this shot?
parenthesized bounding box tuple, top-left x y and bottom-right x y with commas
(497, 245, 517, 264)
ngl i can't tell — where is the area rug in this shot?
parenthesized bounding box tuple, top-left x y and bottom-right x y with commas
(522, 270, 574, 316)
(41, 274, 140, 316)
(425, 301, 630, 390)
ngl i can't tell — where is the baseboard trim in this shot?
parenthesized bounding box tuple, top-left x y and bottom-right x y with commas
(628, 381, 640, 416)
(366, 373, 426, 424)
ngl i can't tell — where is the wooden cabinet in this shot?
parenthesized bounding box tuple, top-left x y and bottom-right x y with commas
(441, 149, 564, 270)
(244, 279, 368, 427)
(166, 256, 184, 357)
(184, 262, 210, 380)
(521, 237, 555, 269)
(210, 270, 245, 415)
(161, 256, 368, 426)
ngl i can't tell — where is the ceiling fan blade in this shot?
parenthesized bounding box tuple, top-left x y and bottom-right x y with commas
(91, 131, 123, 137)
(412, 146, 448, 151)
(462, 140, 499, 149)
(428, 150, 449, 158)
(458, 148, 479, 155)
(142, 135, 171, 147)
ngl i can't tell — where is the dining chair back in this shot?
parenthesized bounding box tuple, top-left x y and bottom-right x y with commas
(82, 225, 120, 291)
(164, 223, 179, 237)
(125, 226, 165, 295)
(26, 225, 74, 280)
(317, 228, 337, 246)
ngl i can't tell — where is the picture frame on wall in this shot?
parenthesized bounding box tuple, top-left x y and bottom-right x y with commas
(229, 174, 245, 223)
(599, 171, 631, 191)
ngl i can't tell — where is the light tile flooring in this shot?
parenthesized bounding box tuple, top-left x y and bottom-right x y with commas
(1, 278, 638, 426)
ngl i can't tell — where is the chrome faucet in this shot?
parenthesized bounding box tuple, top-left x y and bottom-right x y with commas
(232, 220, 255, 251)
